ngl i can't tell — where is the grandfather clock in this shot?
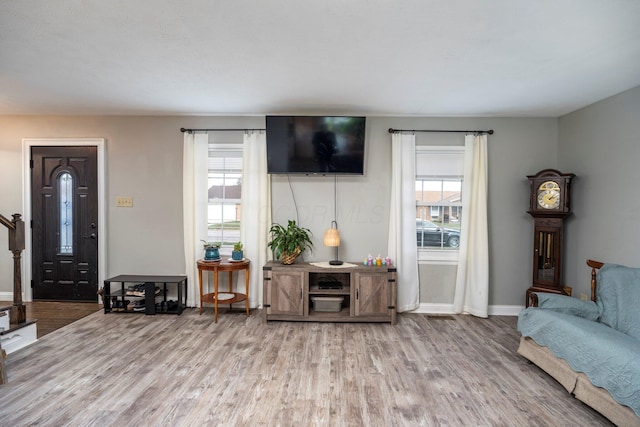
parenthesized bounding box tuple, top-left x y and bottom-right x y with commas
(526, 169, 575, 306)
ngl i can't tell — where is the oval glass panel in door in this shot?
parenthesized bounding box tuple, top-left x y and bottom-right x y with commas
(59, 172, 73, 255)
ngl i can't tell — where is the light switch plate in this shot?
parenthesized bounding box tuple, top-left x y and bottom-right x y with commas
(116, 197, 133, 207)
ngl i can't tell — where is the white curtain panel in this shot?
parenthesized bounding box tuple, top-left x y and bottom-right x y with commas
(453, 134, 489, 317)
(240, 131, 271, 308)
(183, 132, 209, 307)
(388, 133, 420, 312)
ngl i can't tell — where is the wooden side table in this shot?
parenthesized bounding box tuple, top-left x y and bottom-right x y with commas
(197, 259, 250, 323)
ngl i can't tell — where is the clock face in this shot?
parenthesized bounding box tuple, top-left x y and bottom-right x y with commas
(537, 181, 560, 209)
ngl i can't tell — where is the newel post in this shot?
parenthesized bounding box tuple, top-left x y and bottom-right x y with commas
(1, 213, 26, 324)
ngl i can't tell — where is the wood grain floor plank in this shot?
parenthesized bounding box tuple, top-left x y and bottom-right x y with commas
(0, 309, 613, 426)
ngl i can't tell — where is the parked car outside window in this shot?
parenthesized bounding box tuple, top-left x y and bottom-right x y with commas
(416, 219, 460, 248)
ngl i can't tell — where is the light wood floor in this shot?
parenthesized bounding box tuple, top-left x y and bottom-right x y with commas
(0, 309, 611, 426)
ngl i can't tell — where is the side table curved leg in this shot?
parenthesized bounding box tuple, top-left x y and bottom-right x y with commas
(198, 267, 204, 315)
(214, 269, 219, 323)
(245, 266, 250, 317)
(228, 271, 233, 311)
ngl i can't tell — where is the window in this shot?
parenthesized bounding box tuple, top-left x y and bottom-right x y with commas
(58, 172, 73, 254)
(415, 147, 464, 260)
(208, 140, 243, 249)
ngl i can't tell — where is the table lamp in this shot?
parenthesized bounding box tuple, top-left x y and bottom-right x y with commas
(323, 220, 343, 265)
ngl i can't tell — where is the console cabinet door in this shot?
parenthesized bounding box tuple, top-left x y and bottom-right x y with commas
(353, 272, 389, 318)
(267, 270, 305, 316)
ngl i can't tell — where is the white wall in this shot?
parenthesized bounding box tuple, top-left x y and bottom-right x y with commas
(0, 115, 263, 301)
(3, 87, 637, 309)
(0, 114, 558, 308)
(559, 85, 640, 298)
(272, 116, 560, 308)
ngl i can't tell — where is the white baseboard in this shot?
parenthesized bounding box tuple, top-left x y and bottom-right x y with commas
(404, 303, 524, 317)
(488, 305, 525, 316)
(0, 292, 31, 304)
(409, 303, 454, 314)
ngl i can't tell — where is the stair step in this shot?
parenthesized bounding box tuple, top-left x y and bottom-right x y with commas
(0, 318, 38, 335)
(0, 318, 38, 354)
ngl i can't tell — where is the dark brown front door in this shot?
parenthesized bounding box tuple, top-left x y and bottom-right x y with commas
(31, 146, 98, 301)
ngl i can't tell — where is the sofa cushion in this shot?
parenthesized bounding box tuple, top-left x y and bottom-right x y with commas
(534, 292, 600, 321)
(597, 263, 640, 340)
(518, 308, 640, 416)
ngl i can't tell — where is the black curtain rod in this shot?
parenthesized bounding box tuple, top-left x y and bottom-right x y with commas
(181, 126, 493, 134)
(180, 127, 265, 133)
(388, 128, 494, 135)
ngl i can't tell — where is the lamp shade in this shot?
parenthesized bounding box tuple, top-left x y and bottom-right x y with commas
(323, 227, 340, 247)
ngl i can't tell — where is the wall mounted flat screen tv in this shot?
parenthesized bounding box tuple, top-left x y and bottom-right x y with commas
(266, 116, 366, 175)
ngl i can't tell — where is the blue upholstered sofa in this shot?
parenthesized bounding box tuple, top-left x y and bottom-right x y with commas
(518, 260, 640, 426)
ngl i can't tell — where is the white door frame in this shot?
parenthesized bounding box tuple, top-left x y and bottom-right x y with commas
(22, 138, 106, 302)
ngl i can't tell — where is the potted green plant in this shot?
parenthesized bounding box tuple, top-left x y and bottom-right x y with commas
(268, 220, 313, 264)
(201, 240, 221, 261)
(232, 241, 244, 261)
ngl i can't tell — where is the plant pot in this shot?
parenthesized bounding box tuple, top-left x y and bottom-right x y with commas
(280, 248, 301, 265)
(204, 247, 220, 261)
(232, 250, 243, 261)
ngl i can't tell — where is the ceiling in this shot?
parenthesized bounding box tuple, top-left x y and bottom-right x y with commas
(2, 1, 640, 117)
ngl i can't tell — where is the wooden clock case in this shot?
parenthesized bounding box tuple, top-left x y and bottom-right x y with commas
(525, 169, 575, 306)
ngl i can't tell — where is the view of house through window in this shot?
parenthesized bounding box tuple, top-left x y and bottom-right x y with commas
(415, 146, 464, 253)
(208, 141, 243, 248)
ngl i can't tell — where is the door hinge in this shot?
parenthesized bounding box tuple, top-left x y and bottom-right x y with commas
(263, 277, 271, 281)
(29, 159, 34, 169)
(30, 220, 33, 228)
(388, 306, 396, 310)
(31, 279, 34, 288)
(264, 304, 271, 308)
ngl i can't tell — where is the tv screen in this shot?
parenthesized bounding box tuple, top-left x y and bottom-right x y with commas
(266, 116, 366, 175)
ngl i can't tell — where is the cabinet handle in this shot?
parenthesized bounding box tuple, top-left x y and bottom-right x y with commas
(356, 288, 359, 300)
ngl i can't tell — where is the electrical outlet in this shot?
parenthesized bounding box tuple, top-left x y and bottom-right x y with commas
(580, 293, 588, 301)
(116, 197, 133, 207)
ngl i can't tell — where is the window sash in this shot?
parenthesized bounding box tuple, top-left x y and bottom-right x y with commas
(415, 146, 464, 258)
(208, 142, 243, 247)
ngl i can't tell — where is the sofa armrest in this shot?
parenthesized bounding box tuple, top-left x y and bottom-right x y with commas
(533, 292, 600, 321)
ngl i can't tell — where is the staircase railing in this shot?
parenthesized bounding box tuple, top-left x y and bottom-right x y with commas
(0, 213, 26, 325)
